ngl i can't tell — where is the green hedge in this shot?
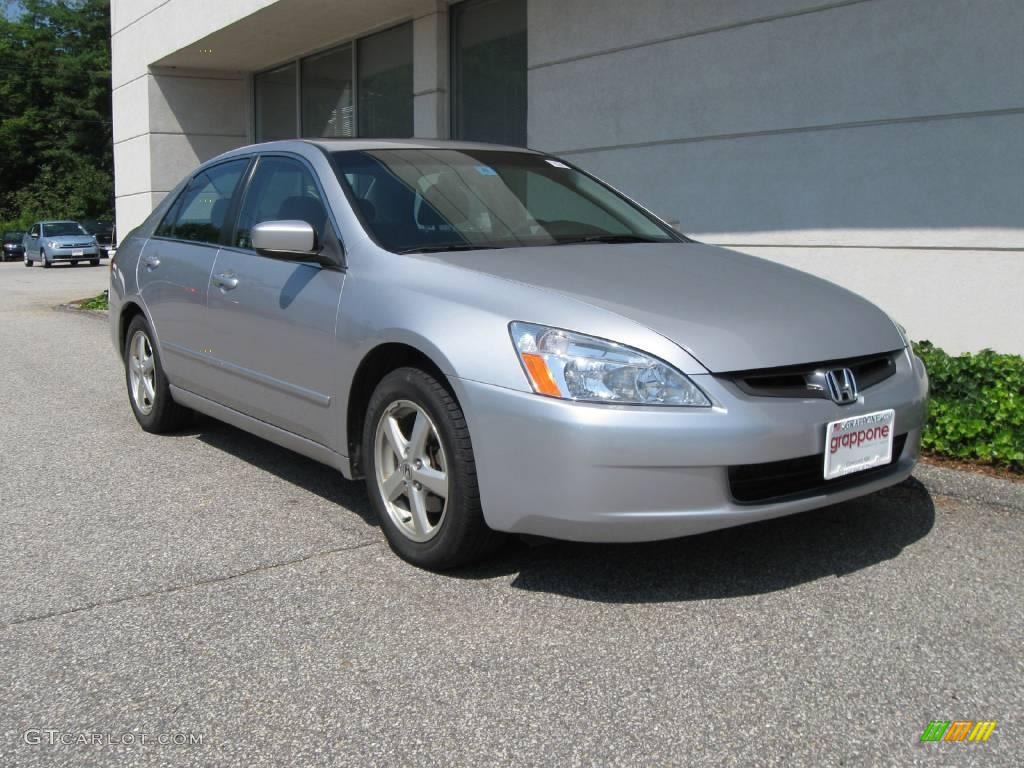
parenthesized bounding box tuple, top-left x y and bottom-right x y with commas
(914, 341, 1024, 471)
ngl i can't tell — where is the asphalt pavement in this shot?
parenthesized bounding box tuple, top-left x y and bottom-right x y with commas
(0, 259, 1020, 766)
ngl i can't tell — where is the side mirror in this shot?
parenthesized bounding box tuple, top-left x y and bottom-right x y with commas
(251, 220, 321, 261)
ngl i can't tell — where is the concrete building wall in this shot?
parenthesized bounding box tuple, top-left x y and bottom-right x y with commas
(528, 0, 1024, 353)
(111, 0, 1023, 353)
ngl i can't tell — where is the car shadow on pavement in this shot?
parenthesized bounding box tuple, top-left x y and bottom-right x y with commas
(189, 417, 378, 527)
(180, 416, 935, 603)
(455, 478, 935, 603)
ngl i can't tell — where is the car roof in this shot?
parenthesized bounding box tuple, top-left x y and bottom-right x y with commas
(211, 138, 541, 165)
(40, 220, 81, 225)
(307, 138, 541, 154)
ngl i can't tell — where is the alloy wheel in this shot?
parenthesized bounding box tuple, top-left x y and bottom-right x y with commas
(373, 399, 449, 542)
(128, 330, 157, 415)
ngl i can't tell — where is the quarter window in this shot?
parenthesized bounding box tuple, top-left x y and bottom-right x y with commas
(156, 159, 249, 245)
(233, 156, 331, 250)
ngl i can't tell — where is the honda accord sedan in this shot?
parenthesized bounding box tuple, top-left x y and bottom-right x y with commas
(109, 139, 928, 569)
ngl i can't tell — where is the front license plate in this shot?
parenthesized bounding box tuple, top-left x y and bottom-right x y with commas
(72, 249, 84, 257)
(824, 409, 895, 480)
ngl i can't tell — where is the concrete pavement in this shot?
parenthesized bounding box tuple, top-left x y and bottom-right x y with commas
(0, 260, 1020, 766)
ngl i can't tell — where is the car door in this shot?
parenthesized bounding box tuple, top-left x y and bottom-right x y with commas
(26, 224, 40, 258)
(137, 157, 251, 399)
(204, 154, 346, 449)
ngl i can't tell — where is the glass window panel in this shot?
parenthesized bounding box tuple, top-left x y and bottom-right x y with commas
(301, 44, 355, 138)
(157, 159, 249, 244)
(234, 157, 329, 249)
(330, 149, 677, 253)
(452, 0, 527, 146)
(254, 63, 297, 141)
(357, 23, 414, 138)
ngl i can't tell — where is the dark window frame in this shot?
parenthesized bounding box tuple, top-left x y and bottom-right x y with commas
(449, 0, 528, 147)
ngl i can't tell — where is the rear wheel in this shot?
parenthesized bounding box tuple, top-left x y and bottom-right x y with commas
(363, 367, 504, 570)
(123, 315, 192, 433)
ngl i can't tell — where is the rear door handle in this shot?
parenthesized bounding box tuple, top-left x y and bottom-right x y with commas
(143, 255, 160, 269)
(213, 272, 239, 290)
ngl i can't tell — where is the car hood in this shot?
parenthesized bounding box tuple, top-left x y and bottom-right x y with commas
(47, 235, 91, 244)
(427, 242, 904, 372)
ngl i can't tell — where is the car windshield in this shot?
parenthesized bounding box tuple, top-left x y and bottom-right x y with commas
(84, 220, 113, 234)
(3, 231, 24, 243)
(330, 149, 680, 253)
(43, 222, 87, 237)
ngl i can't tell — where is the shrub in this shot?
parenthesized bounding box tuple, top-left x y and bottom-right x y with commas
(79, 289, 108, 311)
(913, 341, 1024, 472)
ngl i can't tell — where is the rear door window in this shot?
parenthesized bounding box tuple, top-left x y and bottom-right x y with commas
(156, 159, 250, 245)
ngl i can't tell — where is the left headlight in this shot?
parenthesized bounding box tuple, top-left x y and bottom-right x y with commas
(509, 322, 710, 406)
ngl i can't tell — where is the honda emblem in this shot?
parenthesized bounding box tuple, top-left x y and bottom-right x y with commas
(825, 368, 858, 405)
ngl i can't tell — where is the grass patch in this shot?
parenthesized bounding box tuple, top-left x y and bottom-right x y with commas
(78, 289, 108, 311)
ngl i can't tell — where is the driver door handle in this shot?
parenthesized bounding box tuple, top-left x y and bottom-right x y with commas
(213, 272, 239, 290)
(143, 255, 160, 269)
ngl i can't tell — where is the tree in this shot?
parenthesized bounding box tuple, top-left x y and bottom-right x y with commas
(0, 0, 111, 228)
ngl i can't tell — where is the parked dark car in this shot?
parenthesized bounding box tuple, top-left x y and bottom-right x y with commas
(2, 231, 26, 262)
(81, 219, 117, 257)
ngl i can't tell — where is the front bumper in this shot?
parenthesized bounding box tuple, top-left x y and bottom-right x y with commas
(450, 348, 928, 542)
(46, 247, 100, 261)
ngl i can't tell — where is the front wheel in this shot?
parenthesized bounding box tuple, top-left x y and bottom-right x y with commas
(363, 367, 504, 570)
(90, 258, 100, 267)
(24, 255, 32, 267)
(123, 315, 192, 433)
(42, 254, 51, 268)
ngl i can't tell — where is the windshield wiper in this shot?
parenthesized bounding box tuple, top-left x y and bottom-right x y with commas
(555, 234, 663, 245)
(398, 244, 503, 254)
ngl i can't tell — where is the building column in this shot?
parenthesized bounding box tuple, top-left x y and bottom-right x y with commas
(112, 67, 248, 235)
(413, 2, 449, 139)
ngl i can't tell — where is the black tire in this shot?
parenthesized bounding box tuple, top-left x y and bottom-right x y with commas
(363, 367, 504, 570)
(123, 315, 192, 433)
(24, 256, 32, 267)
(71, 261, 79, 266)
(90, 259, 100, 267)
(42, 254, 51, 268)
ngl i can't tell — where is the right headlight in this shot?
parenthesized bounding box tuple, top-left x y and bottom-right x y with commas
(509, 322, 710, 406)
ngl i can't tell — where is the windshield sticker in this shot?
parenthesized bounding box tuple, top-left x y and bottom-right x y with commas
(475, 165, 498, 176)
(546, 159, 571, 169)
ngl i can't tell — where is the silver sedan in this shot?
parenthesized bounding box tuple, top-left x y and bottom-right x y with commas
(109, 140, 928, 569)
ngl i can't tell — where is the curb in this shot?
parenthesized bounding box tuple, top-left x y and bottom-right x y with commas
(55, 303, 109, 321)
